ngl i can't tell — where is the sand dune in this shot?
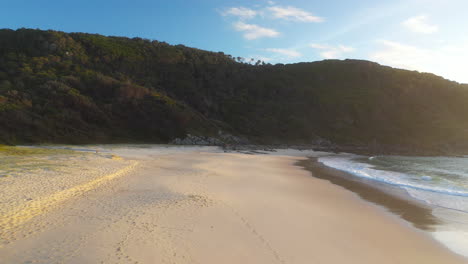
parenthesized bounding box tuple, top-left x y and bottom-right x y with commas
(0, 147, 465, 263)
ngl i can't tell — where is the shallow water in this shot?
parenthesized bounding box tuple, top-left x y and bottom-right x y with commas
(318, 153, 468, 257)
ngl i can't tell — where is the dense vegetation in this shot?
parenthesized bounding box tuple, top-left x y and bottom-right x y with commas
(1, 28, 468, 153)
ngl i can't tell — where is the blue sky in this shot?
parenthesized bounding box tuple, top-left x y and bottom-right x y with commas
(2, 0, 467, 83)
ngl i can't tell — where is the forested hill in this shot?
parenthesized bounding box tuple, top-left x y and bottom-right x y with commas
(1, 28, 468, 153)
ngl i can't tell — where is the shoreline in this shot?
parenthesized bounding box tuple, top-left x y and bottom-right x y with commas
(6, 141, 468, 157)
(297, 157, 441, 231)
(298, 157, 468, 259)
(0, 146, 466, 263)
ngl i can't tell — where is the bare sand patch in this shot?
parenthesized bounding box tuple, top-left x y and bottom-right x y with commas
(0, 147, 465, 263)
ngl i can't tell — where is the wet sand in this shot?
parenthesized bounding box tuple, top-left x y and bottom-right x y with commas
(0, 147, 465, 263)
(297, 158, 441, 230)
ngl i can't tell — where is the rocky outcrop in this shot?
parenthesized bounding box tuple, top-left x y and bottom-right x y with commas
(171, 131, 249, 146)
(171, 134, 223, 145)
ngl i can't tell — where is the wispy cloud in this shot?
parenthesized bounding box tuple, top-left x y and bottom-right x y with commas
(310, 44, 354, 59)
(265, 48, 302, 58)
(370, 39, 468, 83)
(267, 6, 324, 22)
(223, 7, 257, 20)
(402, 15, 439, 34)
(314, 1, 412, 43)
(370, 40, 425, 69)
(221, 4, 324, 41)
(234, 22, 280, 40)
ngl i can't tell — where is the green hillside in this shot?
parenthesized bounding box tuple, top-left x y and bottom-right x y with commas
(1, 28, 468, 153)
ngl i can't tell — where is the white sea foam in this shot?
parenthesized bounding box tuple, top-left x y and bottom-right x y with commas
(317, 155, 468, 211)
(318, 153, 468, 258)
(432, 230, 468, 258)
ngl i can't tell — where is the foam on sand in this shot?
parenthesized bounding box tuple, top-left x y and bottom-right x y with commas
(317, 154, 468, 258)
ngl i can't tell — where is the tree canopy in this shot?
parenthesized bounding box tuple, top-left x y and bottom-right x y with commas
(1, 28, 468, 153)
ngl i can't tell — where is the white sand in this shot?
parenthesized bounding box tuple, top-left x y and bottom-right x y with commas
(0, 146, 465, 263)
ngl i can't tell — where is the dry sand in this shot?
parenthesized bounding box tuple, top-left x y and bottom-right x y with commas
(0, 147, 466, 263)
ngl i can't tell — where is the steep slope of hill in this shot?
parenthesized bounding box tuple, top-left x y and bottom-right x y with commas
(1, 28, 467, 153)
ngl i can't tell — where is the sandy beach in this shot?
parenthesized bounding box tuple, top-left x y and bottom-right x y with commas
(0, 146, 465, 263)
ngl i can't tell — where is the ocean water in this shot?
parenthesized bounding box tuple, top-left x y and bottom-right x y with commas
(318, 154, 468, 257)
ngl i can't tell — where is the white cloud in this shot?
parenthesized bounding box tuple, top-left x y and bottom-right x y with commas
(234, 22, 280, 40)
(223, 7, 257, 20)
(310, 44, 355, 59)
(265, 48, 302, 58)
(370, 40, 426, 69)
(370, 40, 468, 83)
(402, 15, 439, 34)
(267, 6, 323, 22)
